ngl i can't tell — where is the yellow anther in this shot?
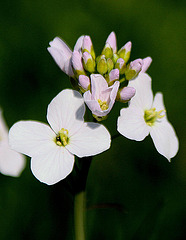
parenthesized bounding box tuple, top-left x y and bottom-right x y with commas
(98, 99, 109, 111)
(144, 108, 165, 126)
(55, 128, 69, 147)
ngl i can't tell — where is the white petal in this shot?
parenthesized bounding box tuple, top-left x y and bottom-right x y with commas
(0, 141, 26, 177)
(9, 121, 55, 157)
(31, 146, 74, 185)
(66, 122, 111, 157)
(108, 80, 120, 108)
(91, 74, 108, 100)
(0, 109, 9, 141)
(117, 106, 150, 141)
(83, 91, 102, 114)
(152, 92, 167, 120)
(47, 89, 85, 135)
(74, 35, 84, 52)
(49, 37, 72, 58)
(47, 47, 74, 76)
(48, 37, 74, 76)
(150, 120, 179, 161)
(128, 73, 153, 110)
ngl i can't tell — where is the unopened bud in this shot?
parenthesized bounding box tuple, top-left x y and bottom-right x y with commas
(106, 31, 117, 54)
(72, 50, 85, 76)
(97, 55, 108, 74)
(118, 41, 132, 63)
(102, 43, 113, 59)
(107, 58, 114, 72)
(82, 52, 95, 73)
(125, 58, 143, 80)
(109, 69, 119, 84)
(112, 53, 119, 63)
(117, 86, 136, 102)
(82, 35, 95, 59)
(141, 57, 152, 73)
(78, 75, 90, 92)
(115, 58, 126, 74)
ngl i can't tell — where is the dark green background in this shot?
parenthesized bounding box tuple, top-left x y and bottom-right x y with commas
(0, 0, 185, 239)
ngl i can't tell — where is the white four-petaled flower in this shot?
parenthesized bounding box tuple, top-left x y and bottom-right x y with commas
(0, 109, 25, 176)
(9, 89, 111, 185)
(117, 73, 179, 161)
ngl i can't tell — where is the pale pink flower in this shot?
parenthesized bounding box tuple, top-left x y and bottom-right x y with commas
(84, 74, 120, 117)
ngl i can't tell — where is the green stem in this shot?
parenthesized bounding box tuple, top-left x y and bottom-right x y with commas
(74, 191, 86, 240)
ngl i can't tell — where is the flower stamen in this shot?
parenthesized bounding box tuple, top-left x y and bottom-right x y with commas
(98, 99, 109, 111)
(55, 128, 69, 147)
(144, 108, 165, 126)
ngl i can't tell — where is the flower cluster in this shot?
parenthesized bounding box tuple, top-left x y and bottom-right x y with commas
(7, 31, 179, 185)
(48, 32, 152, 120)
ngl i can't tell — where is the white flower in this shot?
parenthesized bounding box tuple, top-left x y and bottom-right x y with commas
(0, 109, 25, 177)
(9, 89, 111, 185)
(117, 73, 179, 161)
(83, 74, 120, 117)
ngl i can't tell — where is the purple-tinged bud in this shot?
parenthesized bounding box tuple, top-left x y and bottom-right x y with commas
(106, 32, 117, 54)
(115, 58, 126, 74)
(130, 59, 143, 72)
(82, 52, 95, 73)
(82, 36, 95, 59)
(74, 35, 85, 53)
(125, 58, 143, 80)
(102, 43, 113, 59)
(141, 57, 152, 73)
(117, 86, 136, 102)
(118, 41, 132, 63)
(78, 75, 90, 92)
(82, 36, 92, 53)
(109, 69, 119, 84)
(72, 50, 85, 76)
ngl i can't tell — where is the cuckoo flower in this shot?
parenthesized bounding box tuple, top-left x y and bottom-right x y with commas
(84, 74, 120, 118)
(9, 89, 111, 185)
(0, 109, 25, 177)
(117, 73, 179, 161)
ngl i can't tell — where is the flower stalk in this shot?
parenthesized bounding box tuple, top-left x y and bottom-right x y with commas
(74, 191, 86, 240)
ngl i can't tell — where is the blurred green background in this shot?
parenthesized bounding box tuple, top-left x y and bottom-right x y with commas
(0, 0, 186, 239)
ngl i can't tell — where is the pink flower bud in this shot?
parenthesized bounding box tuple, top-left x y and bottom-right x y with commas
(141, 57, 152, 73)
(119, 87, 136, 102)
(129, 58, 143, 73)
(83, 51, 92, 64)
(72, 50, 84, 72)
(106, 32, 117, 53)
(116, 58, 125, 69)
(78, 75, 90, 90)
(120, 41, 132, 53)
(74, 35, 85, 53)
(109, 69, 119, 83)
(82, 36, 92, 53)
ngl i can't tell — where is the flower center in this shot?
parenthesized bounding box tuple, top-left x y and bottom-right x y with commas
(55, 128, 69, 147)
(144, 108, 165, 126)
(98, 99, 109, 111)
